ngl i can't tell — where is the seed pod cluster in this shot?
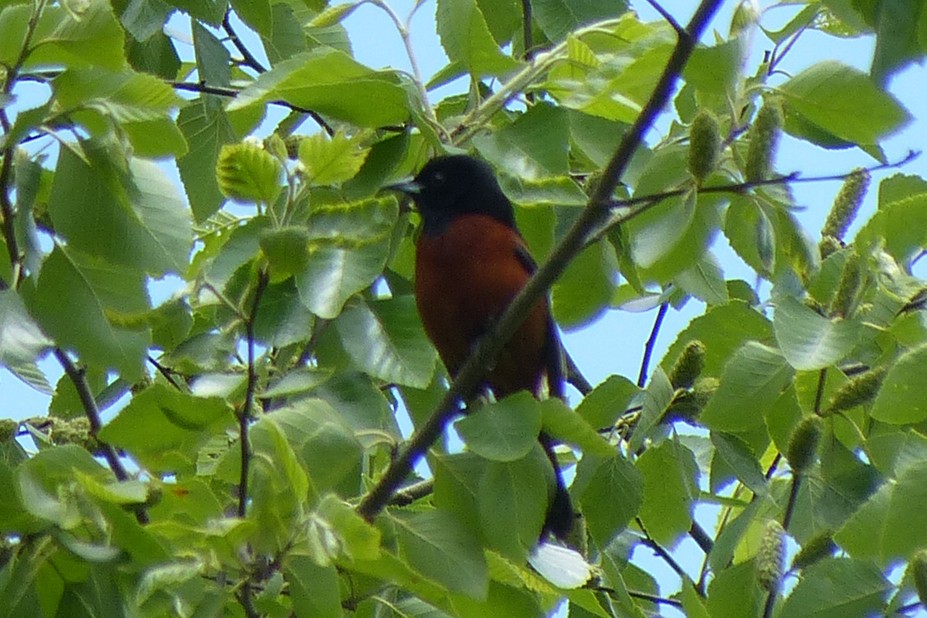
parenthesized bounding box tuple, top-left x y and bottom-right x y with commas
(787, 415, 824, 475)
(756, 520, 786, 592)
(830, 252, 862, 318)
(669, 340, 707, 389)
(825, 367, 887, 415)
(791, 534, 837, 571)
(688, 110, 722, 183)
(745, 98, 783, 183)
(822, 169, 870, 242)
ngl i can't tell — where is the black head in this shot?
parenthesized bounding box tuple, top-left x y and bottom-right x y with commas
(388, 155, 515, 235)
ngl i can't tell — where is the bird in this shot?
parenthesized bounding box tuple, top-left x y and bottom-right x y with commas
(388, 154, 574, 540)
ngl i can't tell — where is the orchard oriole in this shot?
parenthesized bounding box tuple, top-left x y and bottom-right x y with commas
(390, 155, 574, 540)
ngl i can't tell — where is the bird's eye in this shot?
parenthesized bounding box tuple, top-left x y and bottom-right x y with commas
(432, 171, 445, 185)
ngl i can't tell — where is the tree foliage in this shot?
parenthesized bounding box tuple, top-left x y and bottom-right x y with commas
(1, 0, 926, 616)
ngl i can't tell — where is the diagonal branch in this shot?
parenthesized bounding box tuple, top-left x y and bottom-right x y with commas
(223, 10, 267, 74)
(356, 0, 724, 522)
(53, 348, 149, 524)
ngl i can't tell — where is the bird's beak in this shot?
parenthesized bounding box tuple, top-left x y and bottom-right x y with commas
(383, 178, 422, 196)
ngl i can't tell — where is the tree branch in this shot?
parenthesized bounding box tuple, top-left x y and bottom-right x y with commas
(170, 81, 337, 135)
(638, 302, 669, 388)
(223, 10, 267, 74)
(356, 0, 724, 522)
(53, 348, 149, 524)
(521, 0, 535, 61)
(238, 269, 269, 519)
(645, 0, 684, 37)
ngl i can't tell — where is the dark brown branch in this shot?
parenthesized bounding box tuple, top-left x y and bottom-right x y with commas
(689, 521, 713, 554)
(356, 0, 724, 523)
(565, 350, 593, 395)
(53, 348, 149, 524)
(638, 302, 669, 388)
(626, 590, 684, 608)
(645, 0, 684, 36)
(637, 517, 692, 589)
(147, 355, 183, 390)
(238, 269, 269, 518)
(223, 11, 267, 74)
(389, 478, 435, 506)
(521, 0, 535, 61)
(171, 81, 339, 136)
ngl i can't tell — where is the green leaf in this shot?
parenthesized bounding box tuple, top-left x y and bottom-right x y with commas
(773, 296, 861, 370)
(249, 416, 311, 552)
(98, 384, 233, 473)
(870, 0, 924, 84)
(636, 440, 699, 546)
(856, 193, 927, 266)
(164, 0, 226, 25)
(295, 199, 396, 319)
(576, 454, 643, 546)
(474, 103, 570, 177)
(192, 20, 230, 88)
(479, 450, 549, 560)
(48, 141, 193, 277)
(252, 281, 314, 348)
(532, 0, 629, 43)
(870, 343, 927, 424)
(455, 392, 542, 462)
(661, 301, 774, 378)
(435, 0, 520, 77)
(215, 142, 283, 204)
(177, 100, 237, 222)
(705, 561, 763, 618)
(392, 510, 489, 600)
(699, 342, 793, 432)
(552, 239, 616, 329)
(576, 374, 639, 429)
(231, 0, 273, 36)
(711, 432, 767, 495)
(676, 253, 729, 305)
(779, 558, 889, 616)
(228, 49, 410, 128)
(28, 0, 126, 70)
(298, 131, 370, 186)
(540, 397, 614, 457)
(26, 246, 150, 381)
(434, 452, 484, 533)
(260, 226, 310, 280)
(266, 400, 363, 495)
(780, 61, 911, 145)
(286, 556, 341, 618)
(0, 290, 51, 366)
(336, 297, 437, 388)
(52, 67, 181, 124)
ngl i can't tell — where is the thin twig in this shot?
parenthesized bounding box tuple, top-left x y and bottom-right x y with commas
(171, 81, 337, 135)
(53, 349, 149, 524)
(689, 521, 713, 554)
(356, 0, 724, 523)
(147, 356, 183, 390)
(565, 350, 593, 395)
(812, 368, 827, 415)
(235, 269, 268, 618)
(389, 478, 435, 506)
(223, 10, 267, 73)
(370, 0, 440, 133)
(626, 590, 683, 608)
(645, 0, 684, 36)
(638, 302, 669, 388)
(238, 269, 269, 518)
(637, 517, 692, 588)
(521, 0, 535, 61)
